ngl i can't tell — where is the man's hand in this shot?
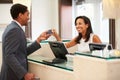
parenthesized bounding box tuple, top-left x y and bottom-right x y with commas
(24, 73, 35, 80)
(36, 31, 51, 43)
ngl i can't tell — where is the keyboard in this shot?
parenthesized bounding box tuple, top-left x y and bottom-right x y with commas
(42, 58, 66, 64)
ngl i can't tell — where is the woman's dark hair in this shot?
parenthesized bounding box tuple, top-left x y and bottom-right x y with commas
(10, 4, 28, 19)
(75, 16, 93, 43)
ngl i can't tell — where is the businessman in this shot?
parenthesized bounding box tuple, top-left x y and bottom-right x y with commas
(0, 3, 50, 80)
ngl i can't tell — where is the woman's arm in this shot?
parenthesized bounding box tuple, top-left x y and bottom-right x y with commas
(65, 38, 77, 48)
(93, 35, 102, 43)
(52, 29, 77, 48)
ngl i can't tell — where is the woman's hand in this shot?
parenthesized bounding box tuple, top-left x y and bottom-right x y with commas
(51, 29, 62, 41)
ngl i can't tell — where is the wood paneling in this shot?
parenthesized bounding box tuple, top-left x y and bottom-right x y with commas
(109, 19, 115, 49)
(59, 0, 72, 39)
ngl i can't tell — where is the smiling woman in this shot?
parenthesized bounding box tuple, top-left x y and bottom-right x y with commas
(51, 0, 117, 49)
(52, 16, 101, 53)
(73, 0, 109, 43)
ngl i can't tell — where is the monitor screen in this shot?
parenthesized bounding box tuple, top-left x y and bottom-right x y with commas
(89, 43, 107, 51)
(48, 41, 68, 60)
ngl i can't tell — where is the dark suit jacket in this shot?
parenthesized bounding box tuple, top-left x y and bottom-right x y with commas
(0, 21, 41, 80)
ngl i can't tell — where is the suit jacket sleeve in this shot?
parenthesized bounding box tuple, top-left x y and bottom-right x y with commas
(27, 41, 41, 55)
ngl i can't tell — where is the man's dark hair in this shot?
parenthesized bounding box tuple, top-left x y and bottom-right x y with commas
(10, 4, 28, 19)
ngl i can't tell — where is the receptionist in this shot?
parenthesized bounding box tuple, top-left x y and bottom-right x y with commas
(52, 16, 101, 52)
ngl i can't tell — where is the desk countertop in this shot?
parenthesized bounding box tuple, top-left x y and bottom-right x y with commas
(28, 55, 73, 71)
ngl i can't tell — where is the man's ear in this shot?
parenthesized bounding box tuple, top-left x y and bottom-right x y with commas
(18, 13, 23, 18)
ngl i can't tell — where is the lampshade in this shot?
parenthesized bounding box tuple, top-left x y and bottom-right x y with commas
(103, 0, 120, 19)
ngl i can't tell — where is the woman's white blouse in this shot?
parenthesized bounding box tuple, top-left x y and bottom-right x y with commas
(77, 33, 94, 52)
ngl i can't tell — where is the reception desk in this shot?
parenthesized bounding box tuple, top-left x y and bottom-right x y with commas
(27, 41, 76, 80)
(27, 42, 120, 80)
(28, 52, 120, 80)
(28, 55, 74, 80)
(74, 53, 120, 80)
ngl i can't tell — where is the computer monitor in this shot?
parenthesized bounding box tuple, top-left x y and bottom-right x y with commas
(89, 43, 113, 51)
(48, 41, 68, 60)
